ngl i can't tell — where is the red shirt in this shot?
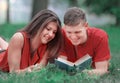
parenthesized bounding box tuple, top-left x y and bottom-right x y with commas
(60, 27, 111, 67)
(0, 32, 47, 72)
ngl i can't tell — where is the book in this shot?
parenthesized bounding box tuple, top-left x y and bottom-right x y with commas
(55, 54, 92, 72)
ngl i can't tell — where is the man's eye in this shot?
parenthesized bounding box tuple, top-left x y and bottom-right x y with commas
(75, 32, 80, 34)
(67, 32, 71, 34)
(75, 31, 81, 34)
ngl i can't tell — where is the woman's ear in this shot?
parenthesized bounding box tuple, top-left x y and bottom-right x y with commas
(84, 22, 88, 27)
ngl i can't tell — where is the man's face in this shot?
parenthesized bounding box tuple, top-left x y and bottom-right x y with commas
(64, 23, 88, 46)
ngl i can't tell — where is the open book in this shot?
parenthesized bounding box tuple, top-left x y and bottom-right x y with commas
(55, 54, 92, 72)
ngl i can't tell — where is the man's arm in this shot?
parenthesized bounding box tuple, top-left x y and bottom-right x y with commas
(84, 60, 109, 76)
(86, 30, 111, 76)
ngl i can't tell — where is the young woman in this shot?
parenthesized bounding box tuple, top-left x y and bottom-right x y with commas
(0, 9, 62, 73)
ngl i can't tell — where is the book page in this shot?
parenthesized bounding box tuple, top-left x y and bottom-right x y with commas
(74, 54, 91, 66)
(56, 57, 74, 66)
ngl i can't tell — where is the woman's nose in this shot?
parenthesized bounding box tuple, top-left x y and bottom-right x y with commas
(48, 31, 54, 37)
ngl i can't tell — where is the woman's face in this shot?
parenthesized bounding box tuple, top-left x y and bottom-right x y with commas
(40, 22, 58, 44)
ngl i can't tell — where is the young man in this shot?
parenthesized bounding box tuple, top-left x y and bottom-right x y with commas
(60, 7, 111, 75)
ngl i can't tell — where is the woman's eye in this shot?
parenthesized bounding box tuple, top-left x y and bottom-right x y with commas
(46, 27, 50, 31)
(53, 31, 56, 34)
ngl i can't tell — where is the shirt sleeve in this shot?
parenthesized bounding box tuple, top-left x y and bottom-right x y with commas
(93, 32, 111, 62)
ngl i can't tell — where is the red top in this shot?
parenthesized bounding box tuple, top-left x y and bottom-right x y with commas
(0, 32, 47, 72)
(60, 27, 111, 67)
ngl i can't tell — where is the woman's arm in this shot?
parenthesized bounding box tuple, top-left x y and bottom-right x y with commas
(8, 32, 24, 73)
(8, 32, 48, 73)
(29, 53, 48, 72)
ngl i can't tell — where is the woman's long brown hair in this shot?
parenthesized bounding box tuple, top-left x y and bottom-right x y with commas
(20, 9, 63, 62)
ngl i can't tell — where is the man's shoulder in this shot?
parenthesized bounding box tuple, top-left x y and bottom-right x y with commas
(88, 27, 108, 38)
(88, 27, 106, 33)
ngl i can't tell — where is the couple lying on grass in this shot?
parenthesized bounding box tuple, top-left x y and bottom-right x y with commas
(0, 7, 111, 76)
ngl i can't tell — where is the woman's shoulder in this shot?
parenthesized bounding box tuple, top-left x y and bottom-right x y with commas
(11, 31, 29, 40)
(12, 32, 24, 40)
(9, 32, 24, 46)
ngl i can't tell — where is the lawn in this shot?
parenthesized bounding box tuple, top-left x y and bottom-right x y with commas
(0, 24, 120, 83)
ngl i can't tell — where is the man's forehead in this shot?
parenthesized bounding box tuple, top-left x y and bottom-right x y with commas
(64, 24, 84, 30)
(65, 22, 84, 27)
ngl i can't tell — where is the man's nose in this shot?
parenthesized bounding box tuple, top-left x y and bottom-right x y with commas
(70, 34, 77, 39)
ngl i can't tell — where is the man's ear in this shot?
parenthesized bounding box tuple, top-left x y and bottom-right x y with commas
(62, 25, 66, 30)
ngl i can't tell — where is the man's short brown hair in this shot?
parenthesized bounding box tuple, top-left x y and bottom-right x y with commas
(64, 7, 86, 26)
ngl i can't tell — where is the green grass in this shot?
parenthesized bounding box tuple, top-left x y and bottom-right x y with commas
(0, 24, 120, 83)
(0, 23, 26, 41)
(100, 26, 120, 68)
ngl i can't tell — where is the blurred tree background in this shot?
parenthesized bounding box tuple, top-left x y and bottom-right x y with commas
(32, 0, 48, 18)
(84, 0, 120, 26)
(0, 0, 119, 27)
